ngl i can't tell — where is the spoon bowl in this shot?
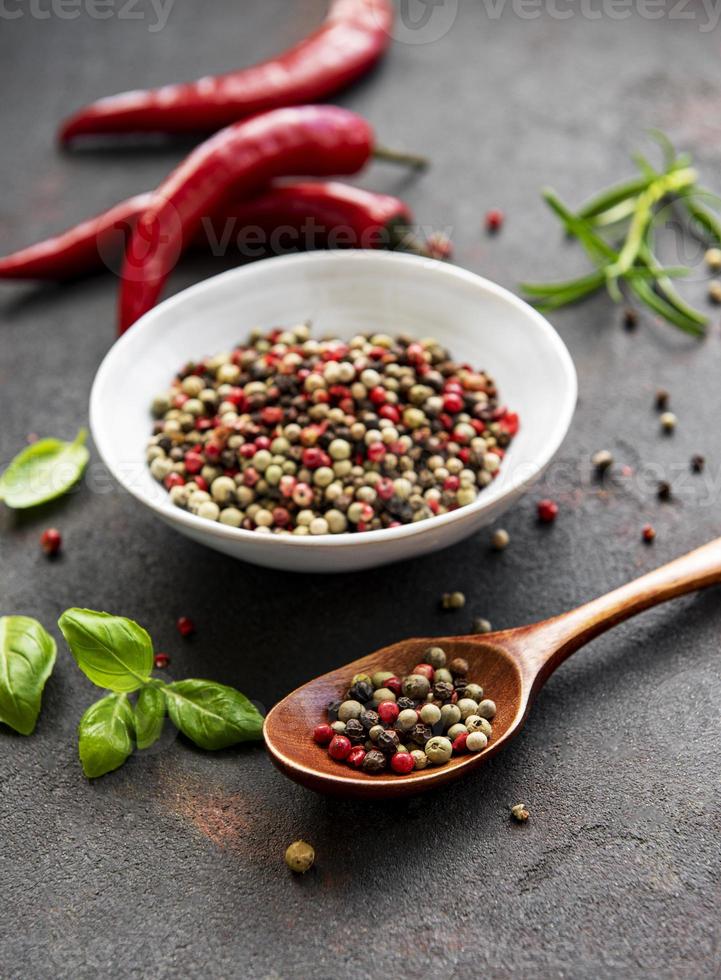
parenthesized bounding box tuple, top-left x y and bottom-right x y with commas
(265, 537, 721, 798)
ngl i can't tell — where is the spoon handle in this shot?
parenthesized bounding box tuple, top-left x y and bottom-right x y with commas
(528, 536, 721, 681)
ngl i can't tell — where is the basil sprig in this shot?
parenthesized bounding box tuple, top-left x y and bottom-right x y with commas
(58, 608, 264, 778)
(0, 616, 56, 735)
(0, 429, 89, 509)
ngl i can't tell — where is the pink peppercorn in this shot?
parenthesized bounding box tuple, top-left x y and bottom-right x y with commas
(40, 528, 62, 556)
(164, 472, 185, 490)
(377, 702, 399, 726)
(154, 653, 171, 669)
(194, 476, 209, 493)
(486, 209, 504, 232)
(452, 732, 469, 754)
(443, 392, 464, 414)
(313, 724, 333, 745)
(328, 734, 352, 761)
(642, 524, 656, 543)
(390, 752, 415, 775)
(376, 478, 395, 501)
(412, 664, 435, 682)
(384, 677, 402, 697)
(176, 616, 195, 637)
(537, 499, 559, 523)
(184, 452, 204, 475)
(347, 747, 367, 769)
(366, 442, 386, 463)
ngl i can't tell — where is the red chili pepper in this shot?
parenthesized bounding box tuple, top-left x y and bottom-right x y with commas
(58, 0, 394, 143)
(0, 181, 417, 283)
(119, 105, 385, 333)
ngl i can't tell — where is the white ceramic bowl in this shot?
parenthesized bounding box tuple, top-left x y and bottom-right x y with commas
(90, 251, 576, 573)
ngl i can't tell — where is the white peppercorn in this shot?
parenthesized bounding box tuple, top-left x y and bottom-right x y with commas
(419, 703, 441, 726)
(411, 749, 428, 770)
(425, 736, 453, 765)
(397, 708, 419, 732)
(466, 731, 488, 752)
(424, 646, 447, 669)
(463, 683, 484, 702)
(440, 704, 461, 730)
(402, 674, 430, 700)
(477, 699, 497, 719)
(447, 723, 468, 741)
(372, 687, 396, 705)
(457, 698, 479, 720)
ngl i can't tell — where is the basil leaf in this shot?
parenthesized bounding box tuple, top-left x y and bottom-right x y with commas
(0, 616, 56, 735)
(135, 684, 166, 750)
(58, 609, 153, 693)
(78, 693, 135, 778)
(165, 680, 263, 750)
(0, 429, 89, 509)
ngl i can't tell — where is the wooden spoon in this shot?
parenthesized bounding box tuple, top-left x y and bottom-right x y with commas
(264, 537, 721, 799)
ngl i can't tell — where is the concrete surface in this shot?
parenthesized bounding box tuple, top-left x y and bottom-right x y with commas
(1, 2, 720, 977)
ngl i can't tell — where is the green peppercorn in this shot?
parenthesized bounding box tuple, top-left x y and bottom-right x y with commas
(372, 687, 397, 705)
(447, 723, 468, 741)
(434, 668, 453, 685)
(440, 703, 461, 730)
(411, 749, 428, 770)
(402, 674, 430, 700)
(285, 840, 315, 874)
(477, 699, 497, 719)
(419, 703, 441, 726)
(463, 683, 484, 702)
(338, 700, 362, 722)
(491, 528, 510, 551)
(425, 736, 453, 765)
(424, 646, 447, 669)
(330, 721, 346, 734)
(472, 617, 492, 634)
(368, 724, 384, 742)
(457, 698, 479, 720)
(371, 670, 395, 689)
(466, 731, 488, 752)
(397, 708, 419, 732)
(352, 673, 373, 687)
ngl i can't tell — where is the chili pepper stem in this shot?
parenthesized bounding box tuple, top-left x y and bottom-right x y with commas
(373, 145, 429, 171)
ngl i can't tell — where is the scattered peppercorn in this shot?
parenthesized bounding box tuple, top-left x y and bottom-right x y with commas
(691, 454, 705, 474)
(154, 653, 171, 669)
(657, 480, 672, 501)
(176, 616, 195, 637)
(592, 449, 613, 474)
(708, 279, 721, 304)
(285, 840, 315, 873)
(491, 528, 510, 551)
(40, 527, 62, 556)
(472, 617, 492, 634)
(537, 499, 558, 523)
(642, 523, 656, 543)
(705, 247, 721, 271)
(622, 307, 638, 331)
(425, 231, 453, 261)
(655, 388, 670, 411)
(485, 209, 504, 233)
(511, 803, 530, 822)
(148, 326, 518, 536)
(660, 412, 677, 434)
(441, 591, 466, 610)
(313, 649, 497, 776)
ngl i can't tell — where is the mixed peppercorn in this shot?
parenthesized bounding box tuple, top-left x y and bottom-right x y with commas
(313, 646, 497, 775)
(147, 325, 517, 535)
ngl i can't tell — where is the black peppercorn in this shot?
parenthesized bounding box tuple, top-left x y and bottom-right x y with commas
(359, 709, 379, 731)
(448, 657, 469, 677)
(691, 454, 705, 474)
(362, 749, 387, 773)
(453, 679, 467, 697)
(657, 480, 672, 501)
(433, 681, 454, 702)
(344, 720, 364, 746)
(655, 388, 670, 411)
(348, 680, 374, 703)
(376, 730, 400, 755)
(326, 699, 342, 722)
(410, 723, 433, 746)
(397, 696, 416, 711)
(622, 307, 638, 331)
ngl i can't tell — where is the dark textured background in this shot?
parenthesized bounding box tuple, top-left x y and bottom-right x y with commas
(1, 2, 720, 977)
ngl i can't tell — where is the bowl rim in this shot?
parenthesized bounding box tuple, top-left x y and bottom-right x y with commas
(90, 250, 577, 551)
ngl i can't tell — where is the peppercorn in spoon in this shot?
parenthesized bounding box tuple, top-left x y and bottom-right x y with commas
(264, 536, 721, 798)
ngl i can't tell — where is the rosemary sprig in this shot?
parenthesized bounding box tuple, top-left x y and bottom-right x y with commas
(521, 138, 719, 335)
